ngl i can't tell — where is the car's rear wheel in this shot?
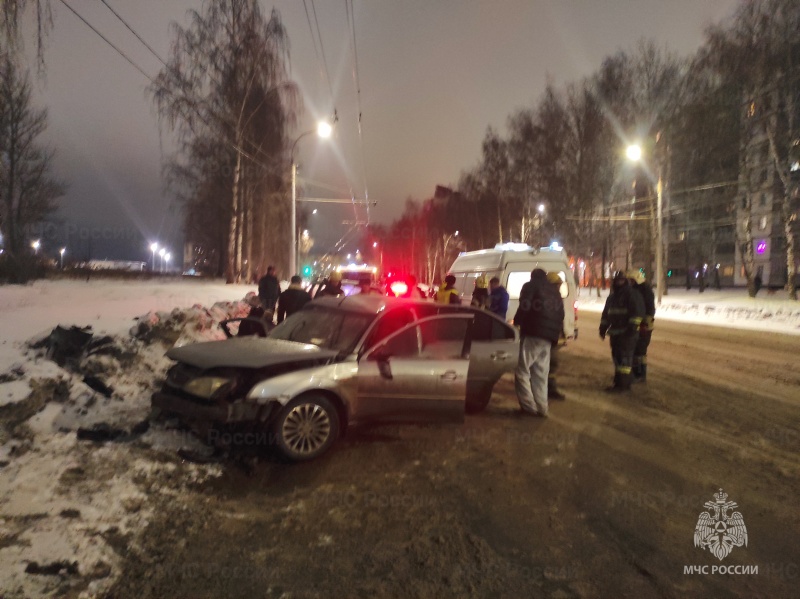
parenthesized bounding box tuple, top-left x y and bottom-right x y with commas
(271, 394, 340, 461)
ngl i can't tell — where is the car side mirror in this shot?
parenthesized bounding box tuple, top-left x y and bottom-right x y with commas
(370, 350, 393, 379)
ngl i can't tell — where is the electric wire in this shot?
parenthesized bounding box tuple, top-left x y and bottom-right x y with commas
(61, 0, 285, 182)
(345, 0, 370, 223)
(99, 0, 167, 69)
(59, 0, 151, 80)
(99, 0, 298, 179)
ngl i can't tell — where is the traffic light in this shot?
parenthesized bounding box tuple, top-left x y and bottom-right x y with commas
(302, 264, 312, 277)
(667, 270, 673, 277)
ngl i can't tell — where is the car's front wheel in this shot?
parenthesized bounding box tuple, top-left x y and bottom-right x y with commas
(271, 394, 340, 461)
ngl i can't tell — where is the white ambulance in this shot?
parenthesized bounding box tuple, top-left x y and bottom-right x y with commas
(447, 243, 578, 339)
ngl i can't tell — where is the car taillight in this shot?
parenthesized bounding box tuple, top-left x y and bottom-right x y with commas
(390, 281, 409, 296)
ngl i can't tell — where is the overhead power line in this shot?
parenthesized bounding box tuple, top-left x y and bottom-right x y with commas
(346, 0, 370, 223)
(99, 0, 167, 68)
(67, 0, 289, 182)
(59, 0, 151, 80)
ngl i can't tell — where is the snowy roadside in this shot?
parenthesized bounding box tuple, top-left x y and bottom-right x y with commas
(576, 288, 800, 335)
(0, 279, 257, 598)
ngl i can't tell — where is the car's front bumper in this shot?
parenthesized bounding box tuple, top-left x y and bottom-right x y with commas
(151, 391, 270, 424)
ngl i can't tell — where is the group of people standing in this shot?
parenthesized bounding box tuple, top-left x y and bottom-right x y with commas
(436, 274, 510, 320)
(251, 267, 381, 331)
(599, 270, 655, 391)
(511, 267, 655, 418)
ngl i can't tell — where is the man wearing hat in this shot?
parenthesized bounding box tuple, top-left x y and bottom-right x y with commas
(471, 275, 490, 308)
(599, 271, 645, 392)
(315, 271, 345, 298)
(628, 269, 655, 382)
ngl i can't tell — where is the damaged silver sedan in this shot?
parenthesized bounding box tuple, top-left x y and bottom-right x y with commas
(152, 296, 518, 461)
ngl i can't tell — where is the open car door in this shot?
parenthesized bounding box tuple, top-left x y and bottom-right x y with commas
(355, 313, 473, 423)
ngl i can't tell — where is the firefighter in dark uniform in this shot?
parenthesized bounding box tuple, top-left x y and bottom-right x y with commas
(599, 271, 645, 392)
(546, 271, 566, 400)
(628, 270, 655, 382)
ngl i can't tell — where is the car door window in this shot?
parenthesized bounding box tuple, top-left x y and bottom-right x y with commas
(363, 308, 415, 351)
(366, 314, 473, 361)
(419, 318, 470, 359)
(371, 326, 419, 359)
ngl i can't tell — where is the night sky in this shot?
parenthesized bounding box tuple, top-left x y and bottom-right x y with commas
(26, 0, 740, 263)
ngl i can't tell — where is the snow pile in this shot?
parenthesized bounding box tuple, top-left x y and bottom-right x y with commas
(577, 288, 800, 335)
(0, 282, 254, 599)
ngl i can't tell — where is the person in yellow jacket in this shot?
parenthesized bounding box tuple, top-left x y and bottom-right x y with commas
(437, 274, 461, 304)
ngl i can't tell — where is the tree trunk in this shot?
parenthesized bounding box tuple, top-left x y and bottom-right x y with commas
(496, 199, 503, 244)
(784, 201, 797, 300)
(741, 206, 757, 298)
(244, 181, 253, 284)
(226, 146, 242, 284)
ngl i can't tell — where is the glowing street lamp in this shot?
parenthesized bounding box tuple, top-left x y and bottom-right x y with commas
(31, 239, 40, 255)
(165, 252, 171, 272)
(625, 144, 642, 162)
(149, 242, 158, 271)
(158, 247, 166, 273)
(291, 119, 333, 276)
(59, 247, 66, 269)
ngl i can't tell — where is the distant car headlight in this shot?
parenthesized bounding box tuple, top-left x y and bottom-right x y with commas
(183, 376, 235, 399)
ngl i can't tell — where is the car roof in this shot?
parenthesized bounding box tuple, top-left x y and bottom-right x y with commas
(308, 294, 430, 315)
(307, 295, 507, 322)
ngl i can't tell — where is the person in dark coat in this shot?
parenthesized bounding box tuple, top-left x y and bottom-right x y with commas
(512, 268, 565, 417)
(258, 266, 280, 313)
(237, 293, 269, 337)
(471, 275, 489, 308)
(599, 271, 645, 392)
(628, 270, 655, 382)
(356, 275, 383, 295)
(277, 275, 312, 323)
(315, 271, 344, 298)
(488, 277, 509, 320)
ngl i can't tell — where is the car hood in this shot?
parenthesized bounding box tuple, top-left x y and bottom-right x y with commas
(166, 337, 339, 370)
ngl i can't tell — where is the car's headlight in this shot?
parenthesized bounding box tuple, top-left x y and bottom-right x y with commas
(183, 376, 234, 399)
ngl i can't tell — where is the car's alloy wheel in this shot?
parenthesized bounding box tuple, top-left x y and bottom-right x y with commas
(273, 395, 340, 461)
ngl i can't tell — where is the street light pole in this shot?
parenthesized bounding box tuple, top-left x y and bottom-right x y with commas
(290, 120, 332, 278)
(656, 169, 664, 305)
(627, 143, 665, 306)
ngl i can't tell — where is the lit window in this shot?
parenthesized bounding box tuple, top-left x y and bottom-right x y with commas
(759, 216, 767, 230)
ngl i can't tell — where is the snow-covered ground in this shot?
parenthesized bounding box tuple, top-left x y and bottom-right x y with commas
(576, 287, 800, 335)
(0, 278, 256, 598)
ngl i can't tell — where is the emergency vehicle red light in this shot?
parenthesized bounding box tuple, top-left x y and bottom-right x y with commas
(390, 281, 408, 296)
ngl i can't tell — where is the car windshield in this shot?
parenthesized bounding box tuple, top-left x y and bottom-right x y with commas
(269, 306, 373, 353)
